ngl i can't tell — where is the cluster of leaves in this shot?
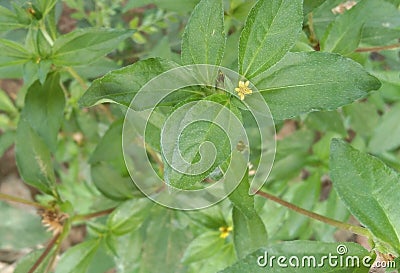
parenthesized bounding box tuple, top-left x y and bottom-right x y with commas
(0, 0, 399, 272)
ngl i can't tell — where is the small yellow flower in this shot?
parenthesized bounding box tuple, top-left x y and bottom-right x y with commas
(235, 80, 252, 100)
(219, 226, 233, 239)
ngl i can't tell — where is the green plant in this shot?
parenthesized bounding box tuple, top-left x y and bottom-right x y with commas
(0, 0, 399, 272)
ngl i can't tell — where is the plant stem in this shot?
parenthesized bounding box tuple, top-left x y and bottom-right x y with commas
(66, 67, 88, 90)
(39, 22, 54, 47)
(28, 232, 61, 273)
(307, 13, 317, 46)
(356, 43, 400, 52)
(66, 67, 114, 120)
(256, 190, 371, 238)
(0, 193, 47, 209)
(44, 233, 63, 273)
(145, 143, 164, 174)
(73, 207, 115, 221)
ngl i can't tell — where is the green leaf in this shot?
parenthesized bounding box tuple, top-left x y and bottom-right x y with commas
(229, 174, 268, 258)
(313, 189, 350, 242)
(15, 118, 56, 195)
(0, 202, 49, 250)
(91, 162, 137, 200)
(15, 249, 54, 273)
(232, 207, 268, 259)
(305, 110, 346, 136)
(72, 57, 120, 79)
(303, 0, 325, 15)
(361, 1, 400, 46)
(23, 73, 65, 151)
(330, 139, 400, 253)
(36, 0, 57, 15)
(0, 6, 29, 31)
(56, 239, 101, 273)
(368, 104, 400, 154)
(191, 243, 237, 273)
(0, 89, 17, 114)
(311, 0, 342, 41)
(254, 52, 381, 120)
(320, 0, 387, 54)
(238, 0, 303, 79)
(343, 102, 379, 138)
(0, 39, 31, 66)
(220, 241, 372, 273)
(163, 98, 233, 189)
(113, 231, 142, 273)
(273, 175, 320, 240)
(181, 0, 225, 65)
(181, 231, 225, 264)
(107, 198, 152, 235)
(52, 28, 133, 66)
(89, 119, 125, 168)
(139, 209, 192, 273)
(0, 130, 15, 158)
(79, 58, 177, 107)
(155, 0, 200, 13)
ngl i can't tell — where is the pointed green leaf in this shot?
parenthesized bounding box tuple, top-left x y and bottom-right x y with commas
(303, 0, 326, 15)
(181, 0, 225, 65)
(0, 39, 31, 67)
(56, 239, 101, 273)
(163, 97, 237, 189)
(16, 118, 56, 195)
(229, 174, 268, 258)
(368, 104, 400, 154)
(107, 198, 152, 235)
(23, 73, 65, 151)
(220, 241, 372, 273)
(0, 130, 15, 158)
(238, 0, 303, 79)
(254, 52, 381, 120)
(163, 119, 231, 189)
(321, 0, 389, 54)
(181, 231, 225, 264)
(0, 89, 17, 114)
(140, 209, 191, 273)
(330, 139, 400, 253)
(52, 28, 133, 66)
(0, 6, 29, 31)
(79, 58, 177, 107)
(91, 163, 137, 201)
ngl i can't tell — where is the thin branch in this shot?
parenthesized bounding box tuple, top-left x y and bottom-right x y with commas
(307, 13, 317, 45)
(44, 233, 63, 273)
(73, 207, 115, 221)
(66, 67, 88, 90)
(66, 67, 114, 120)
(0, 193, 47, 209)
(28, 232, 61, 273)
(256, 190, 371, 238)
(145, 143, 164, 174)
(356, 43, 400, 52)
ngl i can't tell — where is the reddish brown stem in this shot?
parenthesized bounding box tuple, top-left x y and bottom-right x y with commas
(73, 207, 115, 221)
(28, 232, 61, 273)
(256, 190, 371, 238)
(356, 43, 400, 52)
